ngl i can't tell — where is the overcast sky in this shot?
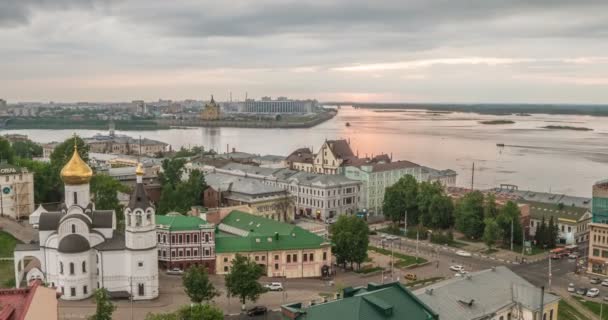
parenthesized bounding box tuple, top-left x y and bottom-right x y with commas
(2, 0, 608, 103)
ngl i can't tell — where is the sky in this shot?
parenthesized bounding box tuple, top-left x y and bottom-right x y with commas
(2, 0, 608, 104)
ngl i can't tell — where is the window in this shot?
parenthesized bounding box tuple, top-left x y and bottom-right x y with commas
(83, 285, 88, 295)
(70, 287, 76, 297)
(550, 310, 553, 320)
(275, 263, 279, 270)
(194, 234, 198, 243)
(205, 234, 210, 243)
(179, 250, 183, 257)
(69, 262, 75, 275)
(82, 261, 86, 273)
(171, 250, 176, 257)
(157, 234, 161, 243)
(293, 254, 298, 263)
(71, 224, 76, 233)
(224, 266, 229, 272)
(61, 287, 65, 295)
(261, 255, 266, 261)
(163, 235, 167, 243)
(186, 250, 191, 257)
(178, 235, 183, 243)
(60, 262, 64, 274)
(172, 235, 176, 243)
(287, 255, 291, 263)
(138, 261, 144, 268)
(138, 284, 145, 296)
(323, 252, 327, 261)
(255, 256, 259, 261)
(204, 249, 210, 256)
(303, 254, 308, 262)
(186, 234, 190, 243)
(73, 192, 78, 204)
(309, 253, 314, 262)
(224, 257, 228, 262)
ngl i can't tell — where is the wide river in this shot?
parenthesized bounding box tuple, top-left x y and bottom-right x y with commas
(4, 107, 608, 197)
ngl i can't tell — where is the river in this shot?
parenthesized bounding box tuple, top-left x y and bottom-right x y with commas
(4, 107, 608, 197)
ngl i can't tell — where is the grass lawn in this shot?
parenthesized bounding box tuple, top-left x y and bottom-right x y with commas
(404, 277, 444, 287)
(558, 300, 588, 320)
(0, 231, 21, 288)
(368, 246, 427, 267)
(354, 266, 384, 274)
(577, 298, 608, 319)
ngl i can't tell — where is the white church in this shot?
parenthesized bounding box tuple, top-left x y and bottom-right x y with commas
(14, 142, 159, 301)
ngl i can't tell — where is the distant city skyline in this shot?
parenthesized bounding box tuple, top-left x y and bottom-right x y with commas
(2, 1, 608, 103)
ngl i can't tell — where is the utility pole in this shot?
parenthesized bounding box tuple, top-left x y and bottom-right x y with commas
(511, 219, 514, 252)
(548, 256, 552, 291)
(404, 211, 407, 234)
(471, 162, 475, 190)
(391, 240, 394, 281)
(416, 228, 419, 263)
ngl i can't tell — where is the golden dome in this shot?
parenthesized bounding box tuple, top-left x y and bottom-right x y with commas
(60, 143, 93, 185)
(135, 163, 144, 176)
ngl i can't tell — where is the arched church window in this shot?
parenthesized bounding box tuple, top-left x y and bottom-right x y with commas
(71, 224, 76, 233)
(82, 261, 86, 273)
(136, 215, 142, 227)
(69, 262, 74, 275)
(59, 262, 64, 274)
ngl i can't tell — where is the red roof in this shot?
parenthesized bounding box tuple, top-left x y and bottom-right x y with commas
(0, 280, 47, 320)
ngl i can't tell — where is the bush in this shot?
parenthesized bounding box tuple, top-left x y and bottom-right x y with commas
(430, 230, 454, 245)
(405, 226, 428, 240)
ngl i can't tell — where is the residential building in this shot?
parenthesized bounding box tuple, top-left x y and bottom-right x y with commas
(3, 134, 29, 144)
(42, 142, 60, 159)
(492, 185, 592, 209)
(201, 96, 221, 120)
(0, 163, 34, 220)
(282, 282, 438, 320)
(524, 201, 590, 245)
(131, 100, 146, 114)
(15, 152, 159, 301)
(85, 134, 167, 156)
(414, 266, 560, 320)
(239, 97, 316, 113)
(214, 211, 331, 278)
(216, 163, 361, 220)
(287, 140, 357, 174)
(285, 148, 314, 171)
(592, 179, 608, 222)
(203, 173, 294, 222)
(155, 213, 216, 273)
(0, 280, 59, 320)
(587, 179, 608, 275)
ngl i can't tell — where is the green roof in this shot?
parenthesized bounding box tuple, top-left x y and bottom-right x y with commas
(0, 163, 27, 175)
(521, 200, 588, 221)
(282, 282, 438, 320)
(215, 211, 328, 253)
(155, 213, 210, 231)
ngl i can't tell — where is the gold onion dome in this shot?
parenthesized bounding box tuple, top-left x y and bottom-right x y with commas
(60, 142, 93, 185)
(135, 163, 144, 176)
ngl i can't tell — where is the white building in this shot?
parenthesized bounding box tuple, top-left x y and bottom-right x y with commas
(0, 163, 34, 220)
(14, 146, 158, 301)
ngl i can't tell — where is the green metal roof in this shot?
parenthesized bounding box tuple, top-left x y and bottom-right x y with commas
(215, 210, 329, 253)
(282, 282, 438, 320)
(155, 213, 209, 231)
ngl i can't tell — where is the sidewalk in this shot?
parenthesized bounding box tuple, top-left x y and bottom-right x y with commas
(553, 287, 600, 320)
(0, 216, 36, 243)
(453, 237, 549, 264)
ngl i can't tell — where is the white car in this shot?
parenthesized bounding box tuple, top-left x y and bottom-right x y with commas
(450, 265, 465, 272)
(567, 283, 576, 292)
(455, 250, 472, 257)
(455, 270, 469, 277)
(587, 288, 600, 298)
(601, 280, 608, 287)
(386, 235, 399, 241)
(166, 268, 184, 275)
(265, 282, 284, 291)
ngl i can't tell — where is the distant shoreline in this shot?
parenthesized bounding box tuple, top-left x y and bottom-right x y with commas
(338, 103, 608, 117)
(542, 125, 593, 131)
(479, 120, 515, 125)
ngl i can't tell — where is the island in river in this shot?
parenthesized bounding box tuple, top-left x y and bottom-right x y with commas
(479, 120, 515, 125)
(542, 125, 593, 131)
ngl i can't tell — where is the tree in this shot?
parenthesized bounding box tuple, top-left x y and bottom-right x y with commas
(535, 216, 547, 247)
(417, 181, 443, 227)
(454, 191, 485, 239)
(495, 201, 523, 247)
(159, 158, 186, 188)
(88, 288, 115, 320)
(145, 304, 222, 320)
(50, 135, 89, 169)
(12, 140, 43, 159)
(224, 254, 266, 306)
(0, 137, 15, 164)
(158, 168, 206, 215)
(91, 174, 130, 223)
(483, 194, 498, 219)
(15, 158, 60, 203)
(548, 216, 558, 248)
(483, 218, 500, 250)
(382, 175, 419, 226)
(331, 215, 369, 269)
(182, 265, 219, 304)
(426, 194, 454, 229)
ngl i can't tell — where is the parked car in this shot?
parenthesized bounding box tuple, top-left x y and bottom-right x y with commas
(455, 270, 469, 277)
(577, 288, 588, 295)
(601, 279, 608, 287)
(450, 265, 465, 272)
(404, 273, 417, 281)
(265, 282, 284, 291)
(455, 250, 472, 257)
(386, 235, 399, 241)
(591, 277, 601, 284)
(568, 253, 579, 259)
(567, 283, 576, 293)
(246, 306, 268, 316)
(587, 288, 600, 298)
(166, 268, 184, 275)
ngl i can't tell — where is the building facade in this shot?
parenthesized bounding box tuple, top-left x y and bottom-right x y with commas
(587, 179, 608, 275)
(214, 211, 331, 278)
(240, 97, 316, 114)
(14, 149, 159, 301)
(155, 213, 216, 273)
(201, 96, 221, 120)
(0, 164, 34, 220)
(524, 201, 590, 246)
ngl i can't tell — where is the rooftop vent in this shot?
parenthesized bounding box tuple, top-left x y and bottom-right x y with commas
(425, 288, 434, 295)
(458, 299, 475, 307)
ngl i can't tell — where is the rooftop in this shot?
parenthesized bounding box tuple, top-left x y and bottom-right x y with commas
(205, 173, 286, 196)
(155, 213, 210, 231)
(282, 282, 438, 320)
(325, 139, 355, 159)
(520, 200, 588, 222)
(414, 266, 560, 320)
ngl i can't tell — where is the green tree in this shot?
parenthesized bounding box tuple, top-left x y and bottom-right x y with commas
(15, 158, 59, 203)
(145, 304, 222, 320)
(483, 194, 498, 219)
(495, 201, 523, 246)
(0, 137, 16, 164)
(330, 215, 369, 269)
(483, 218, 500, 250)
(91, 174, 130, 222)
(224, 254, 266, 306)
(88, 288, 115, 320)
(548, 216, 558, 248)
(417, 181, 443, 227)
(50, 135, 89, 169)
(182, 265, 219, 304)
(427, 194, 454, 229)
(535, 216, 547, 247)
(454, 191, 485, 240)
(382, 175, 419, 226)
(158, 169, 205, 215)
(158, 184, 179, 215)
(11, 140, 43, 159)
(159, 158, 186, 188)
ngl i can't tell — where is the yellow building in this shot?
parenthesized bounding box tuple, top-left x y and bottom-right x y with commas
(201, 96, 221, 120)
(214, 211, 331, 278)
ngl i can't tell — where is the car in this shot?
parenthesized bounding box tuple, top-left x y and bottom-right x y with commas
(450, 265, 465, 272)
(404, 273, 417, 281)
(591, 277, 601, 284)
(567, 283, 576, 293)
(577, 288, 588, 295)
(601, 279, 608, 287)
(455, 250, 472, 257)
(587, 288, 600, 298)
(325, 218, 337, 225)
(166, 268, 184, 275)
(455, 270, 469, 277)
(265, 282, 284, 291)
(386, 235, 399, 241)
(568, 253, 579, 259)
(246, 306, 267, 316)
